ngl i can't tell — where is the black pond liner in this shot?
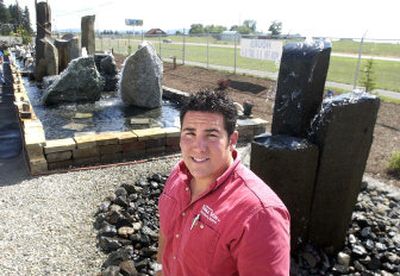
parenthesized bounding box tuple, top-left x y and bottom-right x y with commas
(22, 77, 181, 140)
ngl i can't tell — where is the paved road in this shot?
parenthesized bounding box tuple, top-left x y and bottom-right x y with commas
(175, 59, 400, 100)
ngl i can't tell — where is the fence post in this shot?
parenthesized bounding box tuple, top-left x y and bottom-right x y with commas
(117, 36, 120, 54)
(206, 32, 209, 69)
(182, 28, 186, 65)
(158, 35, 162, 57)
(234, 33, 237, 74)
(353, 32, 367, 90)
(128, 34, 130, 55)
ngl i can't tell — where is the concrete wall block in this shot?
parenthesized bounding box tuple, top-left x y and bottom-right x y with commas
(164, 127, 181, 138)
(237, 125, 254, 137)
(121, 141, 145, 152)
(122, 150, 146, 161)
(74, 135, 97, 149)
(101, 152, 123, 163)
(165, 144, 181, 153)
(146, 146, 166, 154)
(254, 126, 267, 136)
(237, 125, 254, 143)
(73, 147, 100, 159)
(73, 156, 100, 166)
(95, 132, 119, 146)
(132, 127, 166, 141)
(29, 157, 48, 175)
(45, 150, 73, 162)
(166, 136, 180, 147)
(237, 118, 268, 127)
(99, 144, 122, 155)
(25, 143, 45, 160)
(24, 127, 46, 144)
(145, 137, 166, 149)
(44, 138, 76, 154)
(118, 131, 138, 144)
(48, 159, 74, 170)
(23, 119, 43, 129)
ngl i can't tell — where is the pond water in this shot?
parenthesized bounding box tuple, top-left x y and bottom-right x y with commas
(23, 78, 181, 140)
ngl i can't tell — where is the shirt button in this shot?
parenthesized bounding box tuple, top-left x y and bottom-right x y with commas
(173, 256, 177, 260)
(175, 234, 180, 238)
(200, 224, 204, 229)
(181, 212, 186, 216)
(185, 187, 189, 192)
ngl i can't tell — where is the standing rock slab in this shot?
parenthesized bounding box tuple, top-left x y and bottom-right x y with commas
(307, 92, 380, 253)
(42, 56, 104, 105)
(35, 37, 58, 81)
(81, 15, 96, 55)
(55, 36, 81, 73)
(120, 42, 163, 109)
(35, 1, 51, 70)
(250, 134, 319, 251)
(271, 40, 331, 138)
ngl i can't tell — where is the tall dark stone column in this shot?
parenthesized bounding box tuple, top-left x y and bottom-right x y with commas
(250, 134, 319, 251)
(55, 37, 80, 73)
(307, 92, 380, 253)
(35, 0, 52, 80)
(81, 15, 96, 55)
(271, 40, 331, 138)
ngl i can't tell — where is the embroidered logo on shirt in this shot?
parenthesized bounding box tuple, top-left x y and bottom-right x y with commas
(200, 204, 220, 224)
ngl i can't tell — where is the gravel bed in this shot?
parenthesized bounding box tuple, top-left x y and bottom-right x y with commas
(0, 149, 399, 275)
(0, 156, 179, 275)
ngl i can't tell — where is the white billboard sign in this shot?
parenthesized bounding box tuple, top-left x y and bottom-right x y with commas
(240, 38, 283, 62)
(125, 19, 143, 26)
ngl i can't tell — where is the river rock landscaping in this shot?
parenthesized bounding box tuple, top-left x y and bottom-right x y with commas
(95, 173, 399, 276)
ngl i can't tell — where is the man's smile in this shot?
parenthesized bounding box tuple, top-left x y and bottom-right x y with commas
(191, 157, 209, 163)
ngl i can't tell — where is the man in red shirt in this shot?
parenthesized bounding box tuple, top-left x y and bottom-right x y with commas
(157, 90, 290, 275)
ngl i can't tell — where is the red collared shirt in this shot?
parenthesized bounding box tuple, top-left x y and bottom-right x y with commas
(158, 151, 290, 276)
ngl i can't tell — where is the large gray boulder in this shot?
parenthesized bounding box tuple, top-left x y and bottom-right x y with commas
(94, 54, 119, 91)
(42, 56, 104, 105)
(120, 42, 163, 108)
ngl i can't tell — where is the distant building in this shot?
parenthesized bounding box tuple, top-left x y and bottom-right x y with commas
(219, 31, 239, 41)
(145, 28, 167, 37)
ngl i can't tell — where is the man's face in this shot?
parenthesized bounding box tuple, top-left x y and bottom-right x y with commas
(180, 111, 238, 185)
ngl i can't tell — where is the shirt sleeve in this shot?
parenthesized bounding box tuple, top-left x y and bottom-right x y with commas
(230, 206, 291, 276)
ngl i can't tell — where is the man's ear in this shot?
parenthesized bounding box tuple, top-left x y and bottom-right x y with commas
(229, 131, 239, 149)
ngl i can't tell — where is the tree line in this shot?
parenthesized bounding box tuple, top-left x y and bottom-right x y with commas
(189, 20, 282, 36)
(0, 0, 33, 43)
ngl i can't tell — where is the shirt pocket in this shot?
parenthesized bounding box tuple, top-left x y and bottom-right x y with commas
(182, 220, 221, 271)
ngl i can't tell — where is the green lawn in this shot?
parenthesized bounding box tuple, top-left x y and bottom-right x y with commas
(96, 37, 400, 92)
(327, 57, 400, 91)
(332, 40, 400, 58)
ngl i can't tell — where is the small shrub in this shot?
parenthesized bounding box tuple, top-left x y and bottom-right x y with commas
(387, 151, 400, 178)
(360, 59, 376, 92)
(127, 45, 132, 55)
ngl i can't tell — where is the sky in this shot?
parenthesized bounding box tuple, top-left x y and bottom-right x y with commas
(4, 0, 400, 39)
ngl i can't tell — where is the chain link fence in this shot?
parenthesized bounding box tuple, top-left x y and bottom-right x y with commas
(95, 33, 400, 92)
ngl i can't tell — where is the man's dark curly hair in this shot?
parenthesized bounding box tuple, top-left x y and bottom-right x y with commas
(180, 90, 238, 137)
